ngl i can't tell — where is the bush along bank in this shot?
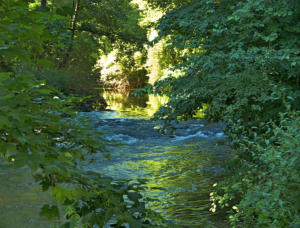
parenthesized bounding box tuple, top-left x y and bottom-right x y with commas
(148, 0, 300, 226)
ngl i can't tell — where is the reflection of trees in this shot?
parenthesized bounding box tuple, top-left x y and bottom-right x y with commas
(102, 92, 167, 117)
(141, 145, 221, 226)
(103, 91, 148, 108)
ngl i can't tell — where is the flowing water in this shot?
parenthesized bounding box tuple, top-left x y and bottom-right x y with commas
(0, 93, 231, 227)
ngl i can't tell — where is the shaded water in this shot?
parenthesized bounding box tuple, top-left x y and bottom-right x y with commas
(0, 93, 230, 227)
(83, 93, 230, 227)
(0, 168, 57, 228)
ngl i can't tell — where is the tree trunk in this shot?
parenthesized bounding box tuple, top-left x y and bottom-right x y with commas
(60, 0, 80, 68)
(70, 0, 80, 44)
(41, 0, 47, 8)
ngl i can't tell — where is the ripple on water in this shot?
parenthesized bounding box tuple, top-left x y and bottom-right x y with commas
(1, 110, 230, 228)
(81, 111, 230, 227)
(105, 134, 139, 144)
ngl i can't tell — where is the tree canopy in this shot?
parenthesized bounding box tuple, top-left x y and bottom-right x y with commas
(151, 0, 300, 226)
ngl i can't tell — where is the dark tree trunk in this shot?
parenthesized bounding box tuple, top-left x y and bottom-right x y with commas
(70, 0, 80, 43)
(60, 0, 80, 68)
(41, 0, 47, 8)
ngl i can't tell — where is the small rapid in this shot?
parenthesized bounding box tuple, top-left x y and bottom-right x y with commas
(81, 111, 230, 227)
(0, 94, 231, 228)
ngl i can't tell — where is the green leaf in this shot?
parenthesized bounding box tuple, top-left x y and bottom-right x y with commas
(0, 116, 11, 128)
(40, 204, 59, 221)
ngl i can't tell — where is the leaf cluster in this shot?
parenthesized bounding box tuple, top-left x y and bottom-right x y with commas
(0, 1, 162, 227)
(151, 0, 300, 226)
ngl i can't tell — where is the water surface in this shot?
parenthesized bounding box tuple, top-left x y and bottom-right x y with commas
(0, 93, 230, 227)
(84, 92, 230, 227)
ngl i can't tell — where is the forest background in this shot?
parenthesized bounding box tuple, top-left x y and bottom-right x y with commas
(0, 0, 299, 227)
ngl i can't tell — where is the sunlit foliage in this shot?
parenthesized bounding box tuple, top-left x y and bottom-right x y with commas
(103, 92, 167, 118)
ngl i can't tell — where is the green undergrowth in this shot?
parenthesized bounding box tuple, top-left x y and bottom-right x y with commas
(148, 0, 300, 226)
(0, 0, 166, 227)
(211, 112, 300, 227)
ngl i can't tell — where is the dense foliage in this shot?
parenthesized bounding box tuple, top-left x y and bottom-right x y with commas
(99, 45, 149, 92)
(151, 0, 300, 226)
(1, 0, 300, 227)
(0, 0, 163, 227)
(30, 0, 147, 101)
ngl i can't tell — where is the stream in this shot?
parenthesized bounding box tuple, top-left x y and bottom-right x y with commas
(0, 93, 231, 227)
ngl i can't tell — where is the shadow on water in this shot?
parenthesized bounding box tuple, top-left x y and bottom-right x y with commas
(0, 167, 58, 228)
(85, 92, 231, 227)
(0, 92, 230, 227)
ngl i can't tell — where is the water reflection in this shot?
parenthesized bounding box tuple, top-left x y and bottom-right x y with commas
(87, 108, 230, 227)
(0, 92, 229, 228)
(102, 91, 168, 118)
(142, 145, 225, 227)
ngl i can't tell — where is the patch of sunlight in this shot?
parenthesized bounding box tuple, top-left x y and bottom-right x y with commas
(159, 68, 185, 81)
(98, 50, 122, 78)
(146, 94, 168, 116)
(102, 91, 166, 118)
(141, 160, 168, 172)
(29, 1, 40, 9)
(146, 38, 171, 84)
(131, 0, 164, 27)
(193, 104, 208, 119)
(131, 0, 147, 10)
(148, 29, 158, 42)
(133, 51, 142, 60)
